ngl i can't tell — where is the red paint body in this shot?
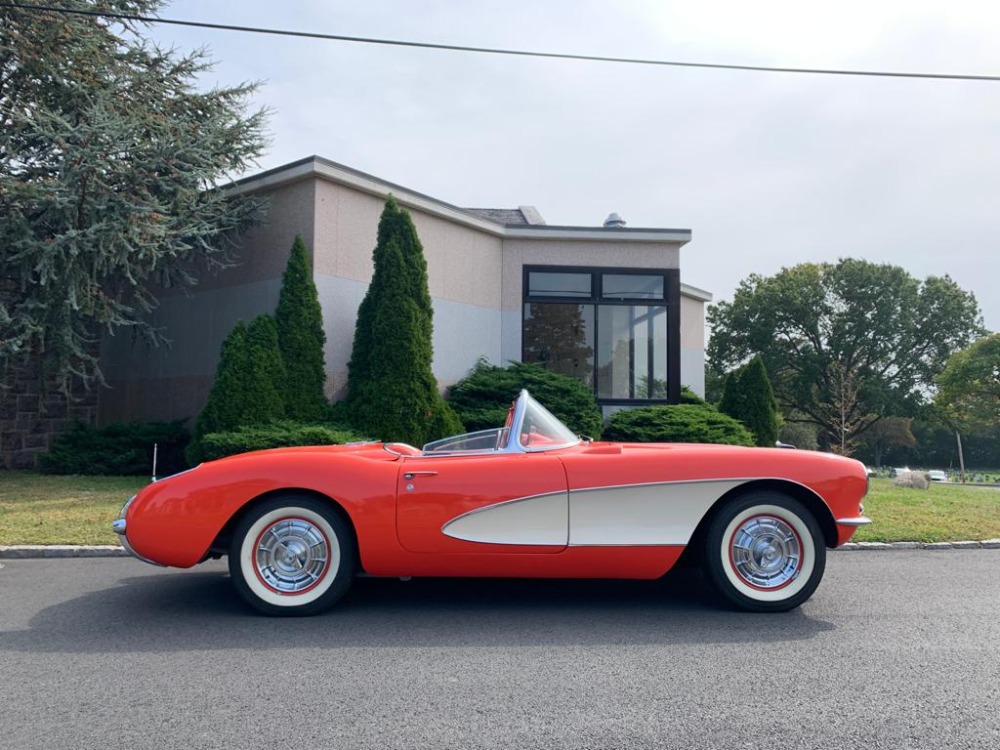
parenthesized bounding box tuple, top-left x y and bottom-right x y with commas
(124, 440, 868, 579)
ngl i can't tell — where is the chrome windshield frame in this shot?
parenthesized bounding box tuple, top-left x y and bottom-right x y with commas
(418, 390, 580, 457)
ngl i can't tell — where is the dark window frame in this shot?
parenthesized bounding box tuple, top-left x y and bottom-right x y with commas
(522, 265, 681, 405)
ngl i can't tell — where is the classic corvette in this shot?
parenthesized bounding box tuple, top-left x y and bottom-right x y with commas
(113, 390, 870, 615)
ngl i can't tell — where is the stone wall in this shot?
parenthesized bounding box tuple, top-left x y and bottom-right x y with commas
(0, 359, 98, 470)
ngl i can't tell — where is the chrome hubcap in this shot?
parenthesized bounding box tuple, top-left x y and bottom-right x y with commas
(254, 518, 329, 594)
(730, 515, 801, 589)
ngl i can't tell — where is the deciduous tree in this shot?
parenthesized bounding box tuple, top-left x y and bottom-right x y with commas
(708, 259, 984, 446)
(860, 416, 916, 468)
(935, 333, 1000, 432)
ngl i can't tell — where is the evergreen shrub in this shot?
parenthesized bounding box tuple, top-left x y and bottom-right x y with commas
(345, 197, 462, 444)
(187, 314, 287, 463)
(244, 314, 287, 424)
(276, 236, 328, 421)
(41, 420, 191, 476)
(189, 421, 369, 464)
(719, 355, 781, 447)
(603, 404, 754, 446)
(679, 386, 706, 405)
(447, 360, 604, 439)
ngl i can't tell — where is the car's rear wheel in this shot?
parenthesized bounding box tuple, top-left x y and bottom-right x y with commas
(704, 491, 825, 613)
(228, 495, 355, 616)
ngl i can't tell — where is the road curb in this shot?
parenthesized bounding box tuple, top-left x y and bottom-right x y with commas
(835, 540, 1000, 551)
(2, 540, 1000, 559)
(0, 545, 129, 559)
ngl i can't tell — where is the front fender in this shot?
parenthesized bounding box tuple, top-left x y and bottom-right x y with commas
(124, 451, 398, 568)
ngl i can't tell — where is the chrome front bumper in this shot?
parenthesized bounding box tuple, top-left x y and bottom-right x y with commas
(836, 516, 873, 527)
(113, 496, 165, 567)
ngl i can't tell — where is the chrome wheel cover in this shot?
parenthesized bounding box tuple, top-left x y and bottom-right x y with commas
(254, 517, 330, 594)
(729, 515, 802, 590)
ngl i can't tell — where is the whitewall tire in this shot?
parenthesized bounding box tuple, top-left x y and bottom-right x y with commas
(704, 492, 826, 613)
(229, 496, 355, 616)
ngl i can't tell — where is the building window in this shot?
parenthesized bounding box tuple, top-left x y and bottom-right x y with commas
(522, 267, 680, 404)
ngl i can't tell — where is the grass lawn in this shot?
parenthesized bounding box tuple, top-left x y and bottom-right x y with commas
(0, 472, 147, 545)
(1, 473, 999, 546)
(852, 478, 1000, 543)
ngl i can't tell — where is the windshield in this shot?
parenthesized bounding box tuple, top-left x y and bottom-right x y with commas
(420, 391, 579, 455)
(422, 428, 505, 454)
(515, 392, 580, 451)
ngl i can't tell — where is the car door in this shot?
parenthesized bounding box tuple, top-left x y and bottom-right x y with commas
(395, 452, 568, 554)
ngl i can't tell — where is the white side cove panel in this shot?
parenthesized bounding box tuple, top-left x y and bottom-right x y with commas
(569, 480, 748, 546)
(442, 492, 568, 546)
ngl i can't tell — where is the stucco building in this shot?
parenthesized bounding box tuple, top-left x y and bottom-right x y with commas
(98, 156, 711, 427)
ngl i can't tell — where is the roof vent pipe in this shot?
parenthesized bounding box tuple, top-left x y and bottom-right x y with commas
(604, 212, 626, 228)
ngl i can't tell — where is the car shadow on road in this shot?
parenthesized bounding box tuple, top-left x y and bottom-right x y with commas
(0, 561, 835, 654)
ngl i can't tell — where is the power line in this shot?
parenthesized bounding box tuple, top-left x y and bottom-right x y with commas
(5, 2, 1000, 83)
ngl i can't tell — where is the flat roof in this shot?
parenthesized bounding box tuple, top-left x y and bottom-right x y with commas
(231, 156, 692, 244)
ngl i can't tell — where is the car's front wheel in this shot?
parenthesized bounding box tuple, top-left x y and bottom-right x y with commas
(228, 495, 356, 616)
(704, 492, 826, 613)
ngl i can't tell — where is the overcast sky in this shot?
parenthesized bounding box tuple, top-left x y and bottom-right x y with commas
(147, 0, 999, 333)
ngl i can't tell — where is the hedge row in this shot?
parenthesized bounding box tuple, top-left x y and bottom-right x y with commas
(188, 421, 370, 464)
(40, 420, 191, 476)
(603, 404, 754, 446)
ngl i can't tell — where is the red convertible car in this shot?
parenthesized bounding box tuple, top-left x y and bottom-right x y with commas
(113, 390, 870, 615)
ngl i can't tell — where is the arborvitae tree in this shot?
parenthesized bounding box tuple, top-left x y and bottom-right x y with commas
(193, 321, 250, 441)
(276, 236, 327, 421)
(719, 369, 748, 431)
(720, 355, 781, 447)
(188, 320, 252, 464)
(740, 355, 781, 446)
(244, 314, 287, 425)
(348, 196, 425, 390)
(345, 198, 462, 444)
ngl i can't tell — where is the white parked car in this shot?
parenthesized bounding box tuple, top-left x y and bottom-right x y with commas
(927, 470, 949, 483)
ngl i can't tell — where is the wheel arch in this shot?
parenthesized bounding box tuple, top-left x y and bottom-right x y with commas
(684, 478, 838, 561)
(209, 488, 363, 572)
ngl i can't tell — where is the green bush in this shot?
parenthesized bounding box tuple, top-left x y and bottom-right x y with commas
(447, 360, 604, 439)
(188, 421, 369, 464)
(41, 420, 191, 476)
(679, 386, 706, 405)
(603, 404, 754, 446)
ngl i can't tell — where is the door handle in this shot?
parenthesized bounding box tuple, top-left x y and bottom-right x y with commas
(404, 471, 438, 480)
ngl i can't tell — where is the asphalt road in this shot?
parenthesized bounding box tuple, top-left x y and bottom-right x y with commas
(1, 552, 998, 750)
